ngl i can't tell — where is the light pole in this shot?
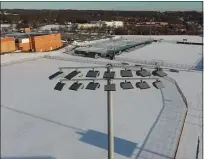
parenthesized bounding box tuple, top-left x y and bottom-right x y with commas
(106, 65, 114, 159)
(49, 64, 166, 159)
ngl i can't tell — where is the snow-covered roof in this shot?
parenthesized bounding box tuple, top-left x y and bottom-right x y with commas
(75, 37, 152, 55)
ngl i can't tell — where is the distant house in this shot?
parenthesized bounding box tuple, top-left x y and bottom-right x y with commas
(103, 21, 124, 28)
(79, 21, 124, 29)
(78, 23, 100, 29)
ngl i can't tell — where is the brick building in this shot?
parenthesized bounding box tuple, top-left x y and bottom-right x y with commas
(1, 32, 62, 53)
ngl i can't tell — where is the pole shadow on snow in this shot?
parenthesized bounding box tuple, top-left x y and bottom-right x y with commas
(1, 97, 173, 159)
(77, 130, 137, 157)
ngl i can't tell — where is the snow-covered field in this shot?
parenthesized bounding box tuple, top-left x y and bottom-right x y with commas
(1, 57, 188, 159)
(1, 48, 65, 65)
(118, 42, 202, 67)
(1, 53, 48, 64)
(0, 35, 203, 159)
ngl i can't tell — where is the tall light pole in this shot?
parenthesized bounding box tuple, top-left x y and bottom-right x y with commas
(106, 65, 114, 159)
(49, 64, 166, 159)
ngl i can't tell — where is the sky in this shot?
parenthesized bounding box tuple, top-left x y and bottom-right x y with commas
(1, 1, 203, 11)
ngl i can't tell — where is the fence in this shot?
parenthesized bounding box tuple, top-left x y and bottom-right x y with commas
(44, 55, 122, 66)
(115, 57, 193, 70)
(164, 76, 188, 108)
(1, 56, 43, 67)
(164, 76, 189, 159)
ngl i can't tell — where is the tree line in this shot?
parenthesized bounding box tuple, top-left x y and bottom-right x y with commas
(0, 9, 203, 35)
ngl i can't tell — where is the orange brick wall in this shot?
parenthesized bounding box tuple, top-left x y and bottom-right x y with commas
(1, 33, 62, 53)
(31, 33, 62, 52)
(0, 37, 16, 54)
(16, 42, 31, 52)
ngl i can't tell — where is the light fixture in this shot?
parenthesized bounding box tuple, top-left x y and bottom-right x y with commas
(152, 80, 165, 89)
(54, 82, 65, 91)
(120, 81, 134, 89)
(136, 80, 150, 89)
(104, 83, 116, 91)
(69, 82, 84, 91)
(49, 71, 63, 80)
(136, 68, 151, 77)
(120, 69, 133, 77)
(86, 82, 100, 90)
(152, 67, 167, 77)
(64, 70, 82, 80)
(86, 69, 100, 78)
(103, 71, 115, 79)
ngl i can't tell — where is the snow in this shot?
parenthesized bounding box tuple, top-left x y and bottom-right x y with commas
(38, 25, 71, 31)
(118, 42, 202, 67)
(1, 58, 187, 159)
(167, 71, 203, 159)
(1, 48, 64, 65)
(1, 24, 11, 28)
(1, 53, 48, 64)
(45, 53, 124, 66)
(0, 35, 203, 159)
(74, 36, 152, 47)
(72, 37, 119, 46)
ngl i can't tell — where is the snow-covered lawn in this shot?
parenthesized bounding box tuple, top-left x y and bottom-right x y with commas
(118, 42, 202, 67)
(1, 58, 187, 159)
